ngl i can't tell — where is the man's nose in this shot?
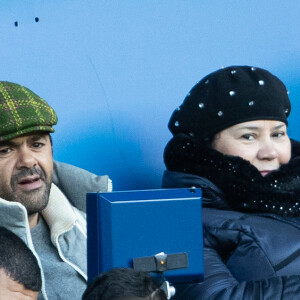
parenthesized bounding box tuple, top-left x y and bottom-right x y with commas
(16, 147, 37, 169)
(257, 138, 278, 161)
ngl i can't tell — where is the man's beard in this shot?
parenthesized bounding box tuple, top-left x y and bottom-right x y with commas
(1, 167, 52, 216)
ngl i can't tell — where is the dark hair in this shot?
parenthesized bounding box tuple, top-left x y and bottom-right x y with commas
(49, 133, 53, 146)
(82, 268, 167, 300)
(0, 226, 42, 291)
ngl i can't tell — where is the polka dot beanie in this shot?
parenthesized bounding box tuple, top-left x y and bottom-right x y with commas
(168, 66, 291, 140)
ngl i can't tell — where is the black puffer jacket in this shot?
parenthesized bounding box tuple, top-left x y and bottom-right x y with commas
(163, 171, 300, 299)
(162, 138, 300, 299)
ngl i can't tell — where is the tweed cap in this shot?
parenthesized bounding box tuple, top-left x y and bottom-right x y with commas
(169, 66, 291, 140)
(0, 81, 57, 141)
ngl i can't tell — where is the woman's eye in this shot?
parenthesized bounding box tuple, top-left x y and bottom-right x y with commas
(241, 134, 255, 141)
(272, 131, 285, 138)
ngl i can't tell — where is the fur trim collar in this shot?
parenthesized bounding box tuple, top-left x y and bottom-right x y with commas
(164, 134, 300, 216)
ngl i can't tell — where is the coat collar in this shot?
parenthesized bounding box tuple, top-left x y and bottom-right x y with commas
(0, 183, 77, 246)
(164, 135, 300, 216)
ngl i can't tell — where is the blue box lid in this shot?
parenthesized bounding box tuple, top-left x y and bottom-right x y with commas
(86, 188, 204, 284)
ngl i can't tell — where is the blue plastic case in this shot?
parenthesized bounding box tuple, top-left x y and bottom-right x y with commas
(86, 188, 204, 283)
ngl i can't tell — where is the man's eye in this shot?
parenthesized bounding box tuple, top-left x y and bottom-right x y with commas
(32, 143, 44, 148)
(0, 148, 12, 154)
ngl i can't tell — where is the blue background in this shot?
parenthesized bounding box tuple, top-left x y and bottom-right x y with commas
(1, 1, 300, 190)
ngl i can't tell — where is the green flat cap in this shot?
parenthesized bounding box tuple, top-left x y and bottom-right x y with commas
(0, 81, 58, 141)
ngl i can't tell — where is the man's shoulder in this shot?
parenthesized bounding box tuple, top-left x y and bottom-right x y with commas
(52, 161, 112, 212)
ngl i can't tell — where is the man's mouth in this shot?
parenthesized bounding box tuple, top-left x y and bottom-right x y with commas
(17, 176, 42, 191)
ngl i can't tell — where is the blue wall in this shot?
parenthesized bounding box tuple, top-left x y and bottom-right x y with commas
(1, 1, 300, 190)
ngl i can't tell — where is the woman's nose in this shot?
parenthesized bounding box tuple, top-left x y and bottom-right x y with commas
(257, 139, 278, 161)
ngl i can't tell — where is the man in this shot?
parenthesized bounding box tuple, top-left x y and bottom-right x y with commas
(82, 268, 167, 300)
(0, 226, 41, 300)
(0, 81, 112, 299)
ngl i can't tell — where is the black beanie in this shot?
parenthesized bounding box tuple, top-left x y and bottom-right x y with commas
(169, 66, 291, 140)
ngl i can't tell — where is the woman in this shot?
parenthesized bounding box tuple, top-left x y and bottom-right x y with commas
(162, 66, 300, 299)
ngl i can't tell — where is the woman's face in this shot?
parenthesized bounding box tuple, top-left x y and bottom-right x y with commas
(212, 120, 291, 176)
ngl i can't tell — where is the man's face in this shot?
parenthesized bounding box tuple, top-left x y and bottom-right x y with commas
(0, 269, 39, 300)
(0, 133, 53, 216)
